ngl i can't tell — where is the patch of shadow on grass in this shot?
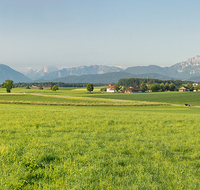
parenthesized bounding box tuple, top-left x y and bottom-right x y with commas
(13, 155, 59, 189)
(118, 160, 126, 167)
(107, 120, 115, 125)
(122, 149, 133, 155)
(40, 154, 60, 163)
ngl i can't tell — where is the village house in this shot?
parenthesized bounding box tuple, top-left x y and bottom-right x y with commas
(106, 84, 117, 93)
(125, 86, 142, 93)
(179, 86, 190, 92)
(193, 82, 199, 86)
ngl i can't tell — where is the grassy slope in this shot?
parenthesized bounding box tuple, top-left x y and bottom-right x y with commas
(1, 104, 200, 189)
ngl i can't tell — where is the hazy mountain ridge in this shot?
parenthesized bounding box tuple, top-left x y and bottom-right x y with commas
(125, 55, 200, 80)
(22, 55, 200, 82)
(24, 66, 59, 80)
(38, 65, 123, 80)
(1, 55, 200, 84)
(0, 64, 31, 83)
(170, 55, 200, 76)
(36, 72, 176, 84)
(125, 65, 168, 76)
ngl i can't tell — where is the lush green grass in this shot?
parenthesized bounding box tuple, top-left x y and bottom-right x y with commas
(0, 87, 83, 95)
(84, 91, 200, 106)
(1, 104, 200, 189)
(0, 87, 101, 95)
(0, 94, 103, 103)
(2, 87, 200, 106)
(0, 94, 166, 106)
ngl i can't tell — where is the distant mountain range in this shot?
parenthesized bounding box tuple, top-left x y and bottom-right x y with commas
(25, 65, 123, 81)
(0, 64, 31, 83)
(23, 66, 59, 80)
(0, 55, 200, 83)
(38, 72, 176, 84)
(124, 55, 200, 80)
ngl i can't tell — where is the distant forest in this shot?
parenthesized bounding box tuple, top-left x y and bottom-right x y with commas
(118, 78, 192, 88)
(4, 78, 193, 89)
(13, 82, 108, 88)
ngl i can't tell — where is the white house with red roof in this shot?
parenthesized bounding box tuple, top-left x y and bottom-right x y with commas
(106, 84, 117, 93)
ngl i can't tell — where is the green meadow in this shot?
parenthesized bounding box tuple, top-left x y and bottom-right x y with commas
(84, 91, 200, 106)
(0, 87, 200, 189)
(0, 94, 164, 106)
(1, 86, 200, 106)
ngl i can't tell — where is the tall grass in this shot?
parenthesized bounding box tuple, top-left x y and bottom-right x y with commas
(0, 104, 200, 189)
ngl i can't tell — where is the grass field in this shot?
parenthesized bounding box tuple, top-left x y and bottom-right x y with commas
(1, 104, 200, 189)
(1, 87, 200, 106)
(0, 94, 165, 106)
(0, 87, 200, 189)
(84, 91, 200, 106)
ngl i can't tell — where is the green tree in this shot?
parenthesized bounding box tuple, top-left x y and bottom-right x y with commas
(160, 83, 165, 92)
(86, 83, 94, 93)
(26, 85, 30, 89)
(1, 80, 13, 93)
(165, 82, 169, 91)
(169, 82, 176, 91)
(194, 85, 200, 90)
(140, 82, 147, 92)
(100, 87, 106, 92)
(114, 83, 121, 92)
(52, 85, 59, 92)
(39, 84, 43, 90)
(150, 83, 160, 92)
(187, 82, 193, 91)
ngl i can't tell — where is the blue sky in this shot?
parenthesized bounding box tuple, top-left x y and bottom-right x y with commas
(0, 0, 200, 71)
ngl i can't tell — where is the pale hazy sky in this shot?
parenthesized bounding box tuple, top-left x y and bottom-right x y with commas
(0, 0, 200, 71)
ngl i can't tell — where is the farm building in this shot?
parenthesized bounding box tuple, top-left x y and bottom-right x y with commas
(106, 84, 117, 93)
(179, 86, 190, 92)
(125, 86, 142, 93)
(193, 83, 199, 86)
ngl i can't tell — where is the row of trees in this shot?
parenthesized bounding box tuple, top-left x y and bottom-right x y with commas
(118, 78, 192, 89)
(194, 85, 200, 90)
(13, 82, 108, 88)
(100, 82, 195, 93)
(1, 80, 59, 93)
(26, 84, 59, 92)
(142, 82, 177, 92)
(1, 79, 197, 94)
(110, 82, 178, 93)
(1, 80, 102, 93)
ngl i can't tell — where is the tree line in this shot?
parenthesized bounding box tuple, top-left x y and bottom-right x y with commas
(12, 82, 108, 88)
(0, 80, 109, 93)
(140, 82, 177, 92)
(118, 78, 192, 88)
(114, 78, 197, 92)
